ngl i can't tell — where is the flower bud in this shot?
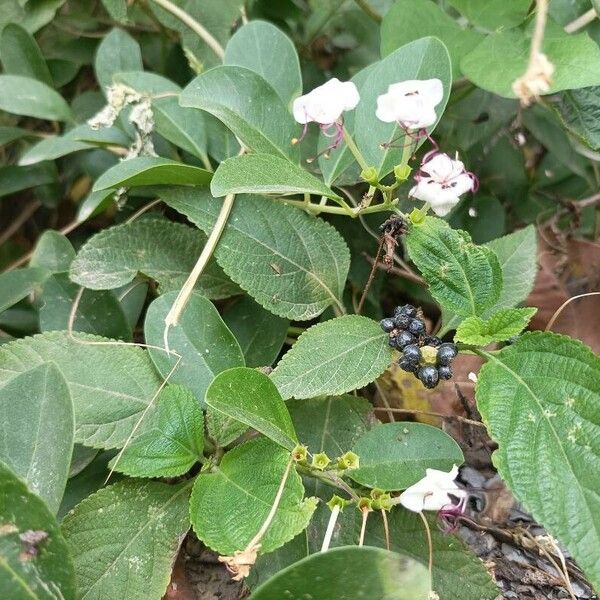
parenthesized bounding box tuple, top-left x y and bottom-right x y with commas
(394, 164, 412, 182)
(360, 166, 379, 185)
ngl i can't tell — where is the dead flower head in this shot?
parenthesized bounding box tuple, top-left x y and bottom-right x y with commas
(512, 52, 555, 106)
(218, 543, 260, 581)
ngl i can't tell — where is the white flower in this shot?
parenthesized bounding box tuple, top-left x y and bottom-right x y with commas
(409, 152, 476, 217)
(376, 79, 443, 130)
(293, 78, 360, 125)
(399, 465, 466, 513)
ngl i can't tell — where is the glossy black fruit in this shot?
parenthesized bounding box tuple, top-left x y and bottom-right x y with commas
(394, 304, 416, 318)
(402, 344, 421, 362)
(394, 314, 410, 329)
(394, 330, 416, 349)
(437, 343, 458, 366)
(408, 318, 426, 335)
(380, 318, 396, 333)
(398, 357, 418, 373)
(418, 365, 439, 389)
(423, 335, 442, 347)
(438, 365, 453, 380)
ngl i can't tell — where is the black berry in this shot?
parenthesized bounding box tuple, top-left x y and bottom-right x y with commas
(380, 318, 396, 333)
(402, 344, 421, 362)
(394, 314, 410, 329)
(437, 343, 458, 366)
(418, 365, 439, 389)
(394, 304, 416, 318)
(393, 330, 416, 349)
(438, 365, 453, 380)
(408, 318, 426, 336)
(398, 357, 418, 373)
(423, 335, 442, 347)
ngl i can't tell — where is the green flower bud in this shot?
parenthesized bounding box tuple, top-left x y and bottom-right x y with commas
(311, 452, 331, 471)
(337, 451, 360, 470)
(394, 164, 412, 182)
(291, 444, 308, 464)
(360, 167, 379, 185)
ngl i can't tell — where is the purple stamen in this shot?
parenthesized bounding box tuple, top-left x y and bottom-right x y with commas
(437, 495, 468, 535)
(307, 120, 345, 163)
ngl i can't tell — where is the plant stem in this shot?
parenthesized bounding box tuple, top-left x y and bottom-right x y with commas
(564, 7, 596, 33)
(342, 126, 370, 172)
(321, 504, 340, 552)
(281, 197, 398, 217)
(358, 508, 370, 546)
(148, 0, 225, 59)
(353, 0, 382, 22)
(419, 511, 434, 594)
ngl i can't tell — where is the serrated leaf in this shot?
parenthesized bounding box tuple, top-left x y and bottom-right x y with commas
(0, 74, 73, 121)
(161, 189, 350, 320)
(224, 20, 301, 107)
(476, 332, 600, 590)
(406, 216, 502, 317)
(94, 27, 142, 90)
(180, 66, 299, 161)
(0, 267, 48, 313)
(355, 37, 452, 178)
(30, 230, 76, 272)
(455, 307, 537, 345)
(110, 385, 203, 478)
(70, 218, 237, 298)
(39, 274, 132, 341)
(349, 422, 464, 491)
(251, 546, 429, 600)
(552, 87, 600, 150)
(144, 291, 244, 402)
(210, 153, 341, 200)
(0, 364, 73, 514)
(206, 368, 297, 450)
(190, 438, 316, 555)
(222, 296, 288, 367)
(0, 461, 76, 600)
(62, 479, 191, 600)
(92, 156, 212, 192)
(0, 332, 162, 449)
(271, 316, 392, 399)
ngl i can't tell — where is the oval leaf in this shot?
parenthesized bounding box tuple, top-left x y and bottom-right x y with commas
(161, 189, 350, 320)
(349, 422, 464, 491)
(206, 367, 297, 450)
(477, 332, 600, 591)
(190, 438, 317, 556)
(0, 267, 49, 313)
(144, 292, 244, 402)
(271, 315, 392, 399)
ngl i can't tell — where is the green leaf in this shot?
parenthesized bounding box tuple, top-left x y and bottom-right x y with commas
(76, 188, 116, 223)
(161, 189, 350, 320)
(486, 225, 537, 311)
(551, 86, 600, 150)
(39, 274, 132, 341)
(271, 315, 392, 399)
(380, 0, 483, 75)
(406, 216, 502, 317)
(349, 422, 464, 491)
(476, 332, 600, 591)
(211, 153, 342, 200)
(206, 367, 297, 450)
(30, 230, 76, 272)
(0, 461, 76, 600)
(224, 20, 302, 107)
(190, 438, 317, 555)
(70, 218, 237, 298)
(0, 125, 35, 148)
(0, 267, 48, 314)
(0, 74, 72, 121)
(20, 124, 129, 166)
(355, 38, 452, 178)
(251, 546, 429, 600)
(461, 19, 600, 98)
(114, 71, 180, 94)
(94, 27, 142, 90)
(152, 96, 210, 165)
(92, 157, 212, 191)
(62, 479, 191, 600)
(100, 0, 128, 22)
(0, 0, 66, 35)
(0, 332, 162, 449)
(0, 364, 73, 514)
(222, 296, 288, 367)
(110, 385, 204, 478)
(144, 291, 245, 403)
(455, 307, 537, 345)
(447, 0, 530, 30)
(180, 66, 300, 161)
(0, 23, 53, 85)
(364, 509, 499, 600)
(206, 409, 248, 448)
(0, 162, 56, 198)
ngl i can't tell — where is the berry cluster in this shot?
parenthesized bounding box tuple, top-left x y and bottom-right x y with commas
(380, 304, 458, 389)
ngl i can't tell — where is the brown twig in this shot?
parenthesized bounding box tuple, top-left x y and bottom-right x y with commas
(372, 406, 485, 428)
(363, 253, 426, 285)
(0, 201, 41, 247)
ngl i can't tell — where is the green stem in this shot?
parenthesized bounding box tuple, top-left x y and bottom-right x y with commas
(281, 197, 398, 217)
(353, 0, 382, 22)
(343, 126, 370, 172)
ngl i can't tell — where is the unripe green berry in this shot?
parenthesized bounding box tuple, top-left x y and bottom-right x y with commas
(337, 451, 360, 470)
(360, 166, 379, 185)
(394, 164, 412, 182)
(311, 452, 331, 471)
